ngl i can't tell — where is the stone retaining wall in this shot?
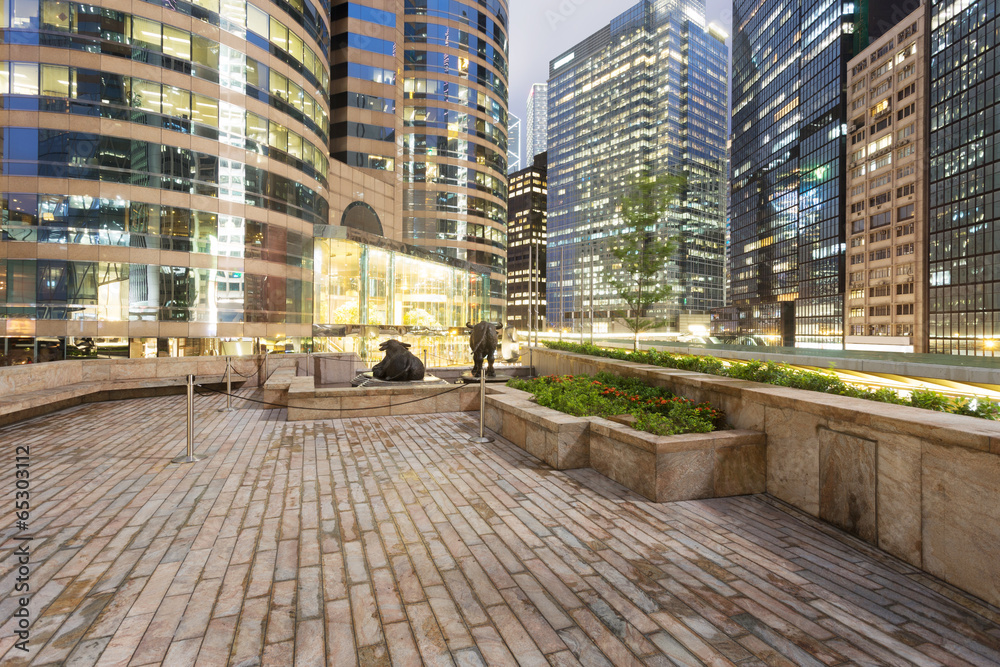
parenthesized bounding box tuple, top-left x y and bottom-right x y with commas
(0, 353, 358, 398)
(532, 347, 1000, 608)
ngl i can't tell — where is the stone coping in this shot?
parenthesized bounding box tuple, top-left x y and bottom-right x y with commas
(588, 418, 766, 455)
(538, 349, 1000, 455)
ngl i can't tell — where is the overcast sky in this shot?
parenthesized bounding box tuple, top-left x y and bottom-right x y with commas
(508, 0, 733, 162)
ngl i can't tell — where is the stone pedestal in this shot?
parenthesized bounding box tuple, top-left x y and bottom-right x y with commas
(351, 372, 449, 388)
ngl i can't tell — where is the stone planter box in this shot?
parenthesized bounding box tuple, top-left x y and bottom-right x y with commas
(485, 385, 766, 502)
(484, 387, 589, 469)
(589, 420, 766, 502)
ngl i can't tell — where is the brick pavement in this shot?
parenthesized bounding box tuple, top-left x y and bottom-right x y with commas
(0, 394, 999, 666)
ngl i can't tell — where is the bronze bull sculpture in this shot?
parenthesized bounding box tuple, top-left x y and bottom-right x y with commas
(467, 321, 499, 377)
(372, 340, 425, 381)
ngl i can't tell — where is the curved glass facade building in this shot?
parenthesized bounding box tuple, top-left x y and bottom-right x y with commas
(402, 0, 510, 322)
(0, 0, 505, 363)
(0, 0, 332, 358)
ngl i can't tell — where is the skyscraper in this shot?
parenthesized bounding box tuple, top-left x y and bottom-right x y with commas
(546, 0, 728, 333)
(728, 0, 917, 348)
(929, 1, 1000, 356)
(331, 1, 511, 325)
(525, 83, 548, 161)
(400, 1, 510, 323)
(507, 153, 547, 332)
(508, 113, 522, 173)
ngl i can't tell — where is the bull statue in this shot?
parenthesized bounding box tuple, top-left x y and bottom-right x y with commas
(467, 321, 500, 377)
(372, 340, 425, 381)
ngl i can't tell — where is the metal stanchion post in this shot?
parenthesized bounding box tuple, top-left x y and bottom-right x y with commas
(423, 349, 428, 370)
(218, 357, 235, 412)
(469, 367, 494, 443)
(173, 375, 204, 464)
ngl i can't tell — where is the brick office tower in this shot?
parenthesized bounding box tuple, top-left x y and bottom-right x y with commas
(844, 6, 928, 353)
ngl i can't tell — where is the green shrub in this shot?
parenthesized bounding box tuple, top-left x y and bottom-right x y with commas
(909, 389, 950, 412)
(507, 374, 723, 436)
(542, 342, 999, 421)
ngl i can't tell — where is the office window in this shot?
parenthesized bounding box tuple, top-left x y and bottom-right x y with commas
(870, 285, 891, 297)
(871, 211, 892, 229)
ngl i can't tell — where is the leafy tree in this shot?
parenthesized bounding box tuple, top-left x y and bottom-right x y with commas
(608, 171, 685, 351)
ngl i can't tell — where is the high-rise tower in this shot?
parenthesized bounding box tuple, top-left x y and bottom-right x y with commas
(507, 113, 521, 173)
(546, 0, 728, 334)
(525, 83, 548, 161)
(401, 1, 510, 322)
(728, 0, 921, 348)
(928, 0, 1000, 356)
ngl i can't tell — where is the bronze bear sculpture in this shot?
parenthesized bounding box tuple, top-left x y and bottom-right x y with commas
(372, 340, 425, 381)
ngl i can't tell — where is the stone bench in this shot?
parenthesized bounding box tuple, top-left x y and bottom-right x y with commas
(485, 385, 766, 502)
(0, 375, 227, 427)
(261, 367, 299, 406)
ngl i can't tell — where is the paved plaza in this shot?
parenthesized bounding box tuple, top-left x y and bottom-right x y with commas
(1, 396, 1000, 666)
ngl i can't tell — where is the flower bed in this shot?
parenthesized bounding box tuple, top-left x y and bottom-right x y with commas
(508, 372, 725, 436)
(544, 341, 1000, 421)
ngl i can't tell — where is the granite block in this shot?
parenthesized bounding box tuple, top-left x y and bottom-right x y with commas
(656, 449, 715, 502)
(714, 442, 767, 497)
(876, 434, 922, 567)
(922, 442, 1000, 608)
(556, 421, 590, 469)
(591, 432, 656, 501)
(765, 405, 821, 517)
(818, 428, 877, 543)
